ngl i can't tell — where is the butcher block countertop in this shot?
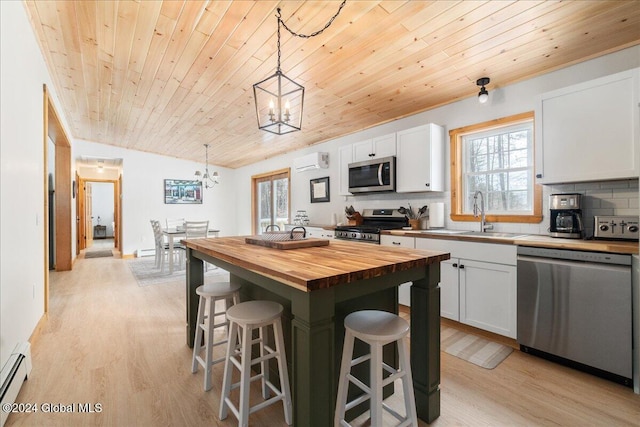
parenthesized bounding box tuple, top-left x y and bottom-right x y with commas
(514, 234, 638, 254)
(182, 236, 450, 292)
(382, 229, 638, 255)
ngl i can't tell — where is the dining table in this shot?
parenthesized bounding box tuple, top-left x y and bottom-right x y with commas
(162, 227, 220, 273)
(181, 236, 449, 426)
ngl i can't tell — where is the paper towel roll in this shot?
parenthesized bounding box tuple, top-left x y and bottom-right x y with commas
(429, 202, 445, 228)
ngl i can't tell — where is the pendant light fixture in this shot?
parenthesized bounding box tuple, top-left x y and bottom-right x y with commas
(476, 77, 490, 103)
(253, 2, 346, 135)
(194, 143, 219, 188)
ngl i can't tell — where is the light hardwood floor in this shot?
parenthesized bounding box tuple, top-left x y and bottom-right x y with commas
(7, 254, 640, 426)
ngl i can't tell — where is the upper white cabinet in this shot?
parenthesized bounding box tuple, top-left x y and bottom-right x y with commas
(352, 133, 397, 162)
(338, 145, 353, 196)
(535, 68, 639, 184)
(396, 124, 444, 192)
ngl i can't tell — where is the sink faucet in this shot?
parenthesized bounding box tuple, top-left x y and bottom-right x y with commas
(473, 191, 493, 232)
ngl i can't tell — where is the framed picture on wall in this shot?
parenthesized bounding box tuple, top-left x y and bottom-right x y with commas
(164, 179, 203, 204)
(310, 177, 330, 203)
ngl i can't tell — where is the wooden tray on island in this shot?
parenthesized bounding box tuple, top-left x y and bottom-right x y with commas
(245, 237, 330, 250)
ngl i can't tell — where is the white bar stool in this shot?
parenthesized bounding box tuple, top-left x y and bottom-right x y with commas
(219, 300, 292, 427)
(335, 310, 418, 427)
(191, 282, 241, 391)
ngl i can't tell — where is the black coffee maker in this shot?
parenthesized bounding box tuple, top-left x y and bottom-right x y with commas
(549, 193, 584, 239)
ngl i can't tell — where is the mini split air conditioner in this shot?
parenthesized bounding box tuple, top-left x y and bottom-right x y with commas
(294, 152, 329, 172)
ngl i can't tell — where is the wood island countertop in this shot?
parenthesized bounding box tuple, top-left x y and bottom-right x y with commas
(182, 236, 450, 292)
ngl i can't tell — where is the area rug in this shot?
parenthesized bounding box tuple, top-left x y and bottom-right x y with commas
(441, 326, 513, 369)
(84, 250, 113, 258)
(127, 257, 229, 287)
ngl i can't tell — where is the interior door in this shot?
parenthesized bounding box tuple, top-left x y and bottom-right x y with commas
(85, 182, 93, 248)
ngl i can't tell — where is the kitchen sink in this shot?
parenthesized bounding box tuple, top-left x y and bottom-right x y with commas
(460, 231, 528, 239)
(418, 229, 469, 235)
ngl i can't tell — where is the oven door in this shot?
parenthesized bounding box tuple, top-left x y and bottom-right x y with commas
(348, 156, 395, 193)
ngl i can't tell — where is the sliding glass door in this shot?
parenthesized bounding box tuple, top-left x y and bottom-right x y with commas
(252, 168, 290, 234)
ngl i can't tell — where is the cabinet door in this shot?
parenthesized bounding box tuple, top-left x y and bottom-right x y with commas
(440, 258, 460, 321)
(396, 124, 444, 192)
(353, 133, 397, 162)
(459, 259, 517, 338)
(338, 145, 353, 195)
(305, 227, 323, 238)
(535, 68, 639, 183)
(380, 235, 415, 306)
(353, 139, 373, 162)
(372, 133, 396, 158)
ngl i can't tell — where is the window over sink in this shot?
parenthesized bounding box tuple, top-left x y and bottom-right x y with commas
(450, 111, 542, 224)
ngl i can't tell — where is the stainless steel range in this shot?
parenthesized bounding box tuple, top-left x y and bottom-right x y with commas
(334, 209, 408, 243)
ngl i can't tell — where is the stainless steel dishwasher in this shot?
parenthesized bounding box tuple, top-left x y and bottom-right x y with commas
(517, 246, 633, 386)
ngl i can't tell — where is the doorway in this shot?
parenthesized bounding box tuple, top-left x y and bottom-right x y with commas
(77, 176, 122, 256)
(43, 85, 73, 312)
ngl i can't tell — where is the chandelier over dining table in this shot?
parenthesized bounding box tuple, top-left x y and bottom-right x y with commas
(253, 1, 346, 135)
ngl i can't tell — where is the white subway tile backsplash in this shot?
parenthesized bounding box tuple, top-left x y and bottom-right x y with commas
(443, 179, 638, 237)
(600, 180, 636, 189)
(600, 198, 629, 209)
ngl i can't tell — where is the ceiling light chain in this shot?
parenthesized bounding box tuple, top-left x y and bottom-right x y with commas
(278, 0, 347, 40)
(194, 143, 219, 188)
(253, 1, 347, 135)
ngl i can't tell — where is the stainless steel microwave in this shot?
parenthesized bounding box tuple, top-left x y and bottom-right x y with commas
(348, 156, 396, 194)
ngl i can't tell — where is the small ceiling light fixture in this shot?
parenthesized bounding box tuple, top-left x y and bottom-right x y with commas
(476, 77, 490, 103)
(97, 160, 104, 173)
(253, 1, 346, 135)
(194, 143, 219, 188)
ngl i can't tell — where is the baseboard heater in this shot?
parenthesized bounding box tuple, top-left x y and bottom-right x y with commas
(1, 342, 32, 427)
(136, 248, 156, 257)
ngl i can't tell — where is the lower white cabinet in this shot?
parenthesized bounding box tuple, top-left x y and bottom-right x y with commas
(415, 238, 517, 338)
(305, 226, 335, 239)
(459, 259, 516, 338)
(380, 235, 415, 306)
(439, 258, 460, 321)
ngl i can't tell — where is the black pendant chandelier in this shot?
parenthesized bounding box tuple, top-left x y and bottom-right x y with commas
(253, 2, 346, 135)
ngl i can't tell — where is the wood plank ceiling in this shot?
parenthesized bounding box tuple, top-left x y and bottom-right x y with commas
(24, 1, 640, 169)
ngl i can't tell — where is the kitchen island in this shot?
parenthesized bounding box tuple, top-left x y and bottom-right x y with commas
(182, 236, 449, 426)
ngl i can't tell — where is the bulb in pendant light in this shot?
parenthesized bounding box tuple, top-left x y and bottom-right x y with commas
(476, 77, 490, 104)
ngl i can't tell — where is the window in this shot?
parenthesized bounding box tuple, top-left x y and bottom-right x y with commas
(450, 112, 542, 223)
(251, 168, 291, 234)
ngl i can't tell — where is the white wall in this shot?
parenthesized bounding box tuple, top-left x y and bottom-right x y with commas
(73, 140, 237, 255)
(0, 1, 70, 371)
(234, 45, 640, 235)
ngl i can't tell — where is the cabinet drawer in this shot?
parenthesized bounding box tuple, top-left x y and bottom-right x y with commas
(415, 237, 516, 265)
(380, 235, 415, 248)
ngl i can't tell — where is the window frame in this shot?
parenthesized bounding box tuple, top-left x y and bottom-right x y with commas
(251, 168, 291, 234)
(449, 111, 542, 224)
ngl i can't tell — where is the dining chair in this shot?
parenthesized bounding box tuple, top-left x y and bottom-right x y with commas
(166, 218, 185, 230)
(182, 220, 211, 270)
(150, 219, 182, 272)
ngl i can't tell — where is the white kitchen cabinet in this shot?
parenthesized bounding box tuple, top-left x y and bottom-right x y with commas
(338, 145, 353, 195)
(380, 235, 415, 306)
(416, 237, 517, 338)
(535, 68, 639, 184)
(352, 133, 396, 162)
(439, 258, 460, 321)
(396, 124, 444, 192)
(305, 226, 334, 239)
(459, 259, 516, 338)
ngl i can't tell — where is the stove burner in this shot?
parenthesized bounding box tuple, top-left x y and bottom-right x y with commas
(334, 208, 408, 243)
